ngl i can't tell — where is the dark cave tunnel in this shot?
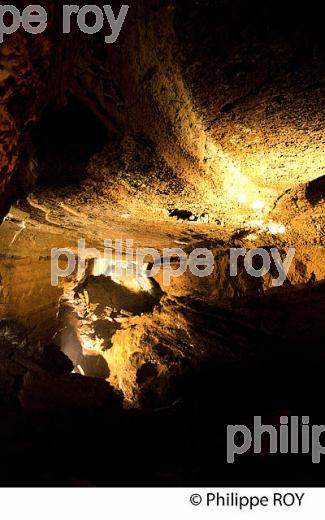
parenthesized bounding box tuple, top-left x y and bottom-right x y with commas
(31, 95, 108, 187)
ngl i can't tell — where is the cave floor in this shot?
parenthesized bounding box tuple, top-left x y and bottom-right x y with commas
(0, 281, 324, 486)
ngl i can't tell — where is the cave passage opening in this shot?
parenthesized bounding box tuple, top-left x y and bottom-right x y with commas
(56, 257, 164, 381)
(32, 94, 108, 187)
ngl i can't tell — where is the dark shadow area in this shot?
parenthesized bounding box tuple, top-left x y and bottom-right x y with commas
(32, 95, 107, 186)
(306, 176, 325, 205)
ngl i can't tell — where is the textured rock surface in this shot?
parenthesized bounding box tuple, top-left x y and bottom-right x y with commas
(0, 1, 61, 219)
(0, 0, 324, 224)
(0, 0, 324, 409)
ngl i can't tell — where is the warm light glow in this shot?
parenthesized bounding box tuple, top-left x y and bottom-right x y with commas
(251, 200, 264, 211)
(219, 150, 269, 214)
(92, 258, 153, 294)
(238, 193, 248, 204)
(111, 271, 153, 293)
(81, 335, 105, 354)
(266, 221, 286, 235)
(249, 219, 286, 235)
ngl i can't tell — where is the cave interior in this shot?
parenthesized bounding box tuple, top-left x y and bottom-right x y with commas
(0, 0, 324, 486)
